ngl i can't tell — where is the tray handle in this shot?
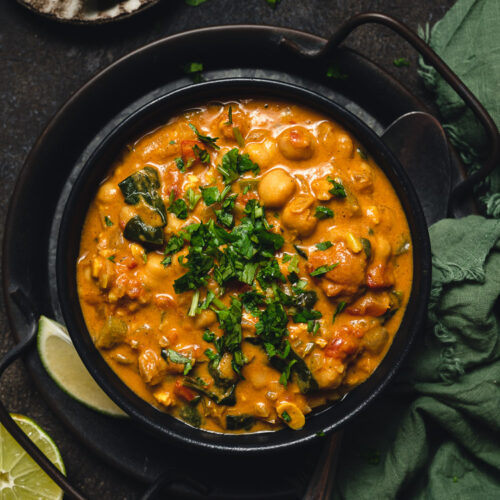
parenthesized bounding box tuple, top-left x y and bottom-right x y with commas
(0, 288, 88, 500)
(282, 12, 500, 218)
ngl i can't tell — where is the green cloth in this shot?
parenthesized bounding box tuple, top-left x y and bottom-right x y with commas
(333, 1, 500, 498)
(418, 0, 500, 217)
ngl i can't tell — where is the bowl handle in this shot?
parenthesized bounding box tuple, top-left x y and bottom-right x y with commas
(0, 288, 88, 500)
(281, 12, 500, 219)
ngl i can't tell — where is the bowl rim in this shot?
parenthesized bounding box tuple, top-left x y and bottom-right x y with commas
(57, 77, 431, 454)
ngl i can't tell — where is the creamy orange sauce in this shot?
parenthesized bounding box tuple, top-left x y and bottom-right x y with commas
(77, 99, 412, 433)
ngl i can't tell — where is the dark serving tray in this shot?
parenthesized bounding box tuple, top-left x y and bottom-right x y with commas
(2, 25, 466, 499)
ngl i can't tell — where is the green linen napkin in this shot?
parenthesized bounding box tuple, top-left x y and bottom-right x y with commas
(333, 1, 500, 498)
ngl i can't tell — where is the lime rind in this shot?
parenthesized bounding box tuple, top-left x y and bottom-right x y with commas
(37, 316, 127, 418)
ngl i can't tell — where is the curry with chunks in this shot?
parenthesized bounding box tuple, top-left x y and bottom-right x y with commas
(76, 99, 412, 433)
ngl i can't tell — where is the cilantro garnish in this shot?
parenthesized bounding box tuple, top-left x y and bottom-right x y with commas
(225, 106, 233, 125)
(327, 177, 347, 198)
(233, 127, 245, 147)
(192, 144, 210, 164)
(314, 206, 334, 219)
(357, 148, 368, 160)
(175, 157, 187, 173)
(185, 188, 201, 210)
(332, 301, 347, 323)
(265, 0, 281, 8)
(161, 256, 172, 267)
(107, 255, 115, 262)
(326, 63, 348, 80)
(182, 61, 204, 83)
(218, 148, 259, 184)
(310, 263, 339, 277)
(161, 348, 193, 375)
(188, 123, 220, 150)
(168, 198, 188, 220)
(315, 241, 333, 251)
(393, 57, 410, 67)
(293, 244, 308, 259)
(203, 330, 216, 342)
(104, 216, 113, 227)
(281, 411, 291, 422)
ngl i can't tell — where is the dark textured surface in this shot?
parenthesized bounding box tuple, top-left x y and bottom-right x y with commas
(0, 1, 455, 499)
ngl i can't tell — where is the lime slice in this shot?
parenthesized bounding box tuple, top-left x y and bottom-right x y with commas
(37, 316, 126, 417)
(0, 414, 65, 499)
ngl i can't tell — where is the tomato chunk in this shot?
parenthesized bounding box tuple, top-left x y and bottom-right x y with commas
(174, 378, 197, 402)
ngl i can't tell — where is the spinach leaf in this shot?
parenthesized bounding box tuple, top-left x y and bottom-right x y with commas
(179, 405, 201, 428)
(226, 414, 255, 431)
(118, 166, 167, 225)
(123, 216, 164, 246)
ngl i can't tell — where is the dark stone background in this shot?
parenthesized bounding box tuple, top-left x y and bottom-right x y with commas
(0, 0, 455, 498)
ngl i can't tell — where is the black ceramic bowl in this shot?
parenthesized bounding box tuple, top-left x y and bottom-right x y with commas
(57, 78, 431, 454)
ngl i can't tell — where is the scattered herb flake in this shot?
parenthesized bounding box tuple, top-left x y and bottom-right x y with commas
(185, 188, 202, 211)
(393, 57, 410, 67)
(327, 177, 347, 198)
(225, 106, 233, 125)
(310, 263, 339, 277)
(168, 198, 189, 220)
(182, 61, 204, 82)
(162, 348, 193, 375)
(281, 411, 291, 423)
(314, 206, 334, 219)
(189, 123, 220, 150)
(332, 301, 347, 323)
(107, 255, 115, 262)
(326, 63, 348, 80)
(357, 148, 368, 160)
(294, 244, 308, 260)
(233, 127, 245, 147)
(315, 241, 333, 251)
(104, 216, 113, 227)
(161, 256, 172, 267)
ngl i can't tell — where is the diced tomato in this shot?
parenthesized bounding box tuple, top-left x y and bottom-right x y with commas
(174, 379, 197, 402)
(325, 334, 359, 360)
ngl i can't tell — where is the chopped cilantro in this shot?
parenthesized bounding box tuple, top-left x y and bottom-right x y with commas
(188, 123, 220, 150)
(357, 148, 368, 160)
(104, 215, 113, 227)
(107, 255, 115, 262)
(316, 431, 325, 437)
(279, 359, 297, 387)
(326, 63, 348, 80)
(233, 127, 245, 147)
(265, 0, 281, 7)
(218, 148, 259, 184)
(203, 330, 216, 342)
(185, 188, 201, 210)
(161, 348, 193, 375)
(327, 177, 347, 198)
(188, 290, 200, 317)
(168, 198, 188, 219)
(182, 61, 204, 82)
(293, 244, 308, 259)
(310, 263, 339, 277)
(288, 254, 300, 273)
(281, 411, 291, 423)
(393, 57, 410, 67)
(315, 241, 333, 251)
(169, 140, 176, 145)
(314, 206, 334, 219)
(361, 238, 372, 259)
(175, 157, 187, 173)
(192, 144, 210, 164)
(200, 186, 220, 206)
(332, 301, 347, 323)
(142, 253, 148, 264)
(161, 256, 172, 267)
(225, 106, 233, 125)
(282, 254, 292, 263)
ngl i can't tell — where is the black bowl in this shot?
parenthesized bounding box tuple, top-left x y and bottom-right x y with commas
(57, 78, 431, 454)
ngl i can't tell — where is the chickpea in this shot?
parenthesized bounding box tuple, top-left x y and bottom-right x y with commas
(195, 309, 217, 329)
(119, 206, 136, 228)
(245, 140, 276, 169)
(258, 169, 296, 208)
(97, 182, 119, 204)
(276, 401, 305, 430)
(281, 195, 318, 237)
(277, 126, 316, 161)
(141, 253, 168, 289)
(350, 161, 373, 193)
(334, 133, 354, 158)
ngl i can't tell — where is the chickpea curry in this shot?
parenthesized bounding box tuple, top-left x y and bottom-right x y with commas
(77, 99, 412, 433)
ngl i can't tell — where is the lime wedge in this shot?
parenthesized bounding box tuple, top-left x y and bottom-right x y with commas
(0, 414, 65, 499)
(37, 316, 126, 417)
